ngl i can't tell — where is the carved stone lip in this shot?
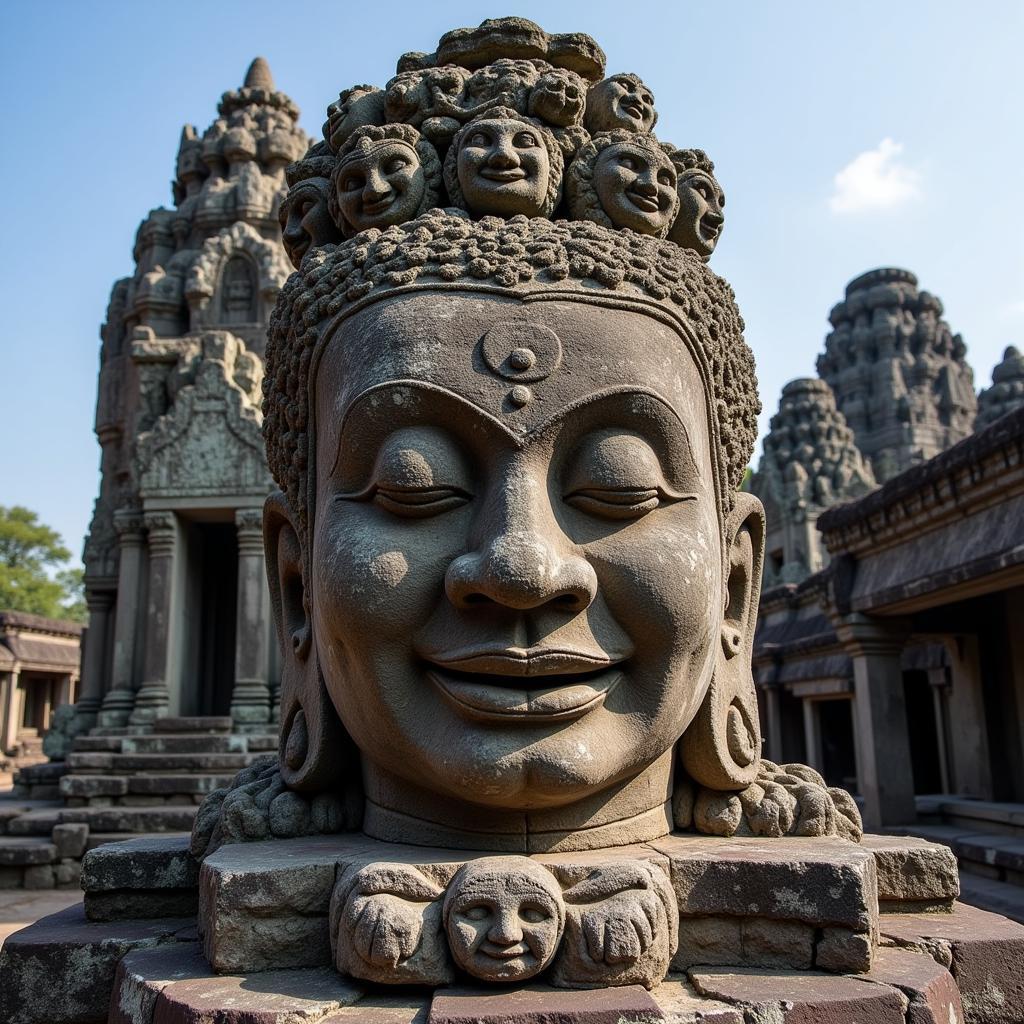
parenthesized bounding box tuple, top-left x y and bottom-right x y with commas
(362, 196, 397, 215)
(626, 191, 661, 213)
(427, 666, 622, 722)
(423, 646, 624, 677)
(699, 214, 722, 240)
(620, 101, 645, 121)
(479, 168, 528, 182)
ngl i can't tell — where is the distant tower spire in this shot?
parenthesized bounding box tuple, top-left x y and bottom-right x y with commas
(244, 57, 275, 90)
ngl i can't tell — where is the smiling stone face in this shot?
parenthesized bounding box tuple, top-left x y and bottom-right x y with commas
(452, 115, 555, 217)
(585, 74, 657, 135)
(669, 169, 726, 259)
(592, 142, 678, 235)
(310, 291, 723, 849)
(444, 858, 564, 981)
(332, 139, 427, 236)
(278, 177, 336, 269)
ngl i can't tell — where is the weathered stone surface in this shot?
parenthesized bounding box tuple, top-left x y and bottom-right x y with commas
(428, 985, 663, 1024)
(648, 978, 742, 1023)
(61, 775, 130, 798)
(23, 862, 56, 888)
(0, 836, 57, 865)
(879, 902, 1024, 1024)
(53, 822, 90, 859)
(83, 835, 198, 892)
(862, 834, 959, 905)
(153, 966, 362, 1024)
(651, 834, 877, 932)
(866, 948, 964, 1024)
(0, 903, 193, 1024)
(87, 888, 199, 922)
(110, 943, 211, 1024)
(674, 916, 815, 971)
(815, 926, 872, 973)
(689, 967, 908, 1022)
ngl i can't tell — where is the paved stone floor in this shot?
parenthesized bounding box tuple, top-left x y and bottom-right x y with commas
(0, 887, 82, 947)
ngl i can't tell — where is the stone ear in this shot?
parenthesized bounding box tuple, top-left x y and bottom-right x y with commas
(264, 491, 360, 794)
(679, 490, 765, 791)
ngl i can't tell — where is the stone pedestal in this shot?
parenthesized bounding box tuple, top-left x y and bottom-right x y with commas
(130, 512, 176, 724)
(229, 508, 271, 729)
(99, 511, 146, 728)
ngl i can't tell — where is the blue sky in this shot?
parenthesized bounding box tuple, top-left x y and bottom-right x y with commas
(2, 1, 1022, 565)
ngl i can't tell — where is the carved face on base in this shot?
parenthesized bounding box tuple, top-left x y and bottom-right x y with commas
(593, 143, 678, 236)
(585, 75, 657, 135)
(307, 292, 731, 823)
(444, 858, 564, 981)
(333, 141, 426, 235)
(279, 177, 335, 269)
(456, 118, 551, 217)
(668, 171, 725, 259)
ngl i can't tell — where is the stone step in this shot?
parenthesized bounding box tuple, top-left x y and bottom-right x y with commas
(5, 803, 199, 837)
(68, 751, 257, 773)
(6, 808, 63, 836)
(0, 835, 58, 866)
(895, 823, 1024, 887)
(153, 716, 233, 734)
(958, 871, 1024, 925)
(120, 734, 247, 755)
(246, 734, 278, 752)
(71, 736, 125, 752)
(127, 773, 235, 795)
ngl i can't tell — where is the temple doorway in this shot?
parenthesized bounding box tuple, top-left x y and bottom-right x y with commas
(817, 698, 857, 793)
(181, 520, 238, 717)
(903, 669, 944, 794)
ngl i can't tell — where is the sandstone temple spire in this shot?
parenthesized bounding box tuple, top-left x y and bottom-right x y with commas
(243, 55, 275, 91)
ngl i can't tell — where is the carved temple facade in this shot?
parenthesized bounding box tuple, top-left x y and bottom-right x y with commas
(75, 59, 306, 735)
(751, 268, 1024, 829)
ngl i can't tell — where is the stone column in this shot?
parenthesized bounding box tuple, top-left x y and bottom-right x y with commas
(836, 614, 916, 830)
(130, 512, 176, 724)
(764, 686, 783, 763)
(0, 670, 21, 753)
(802, 699, 822, 772)
(73, 590, 114, 731)
(230, 508, 271, 729)
(98, 511, 145, 728)
(943, 635, 992, 798)
(927, 666, 952, 795)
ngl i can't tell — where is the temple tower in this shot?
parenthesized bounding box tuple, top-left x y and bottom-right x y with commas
(976, 344, 1024, 431)
(751, 378, 875, 586)
(816, 268, 976, 483)
(76, 60, 307, 735)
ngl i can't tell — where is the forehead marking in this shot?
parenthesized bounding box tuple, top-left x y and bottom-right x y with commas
(480, 321, 563, 398)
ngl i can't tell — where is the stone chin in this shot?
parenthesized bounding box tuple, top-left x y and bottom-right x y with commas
(305, 286, 729, 830)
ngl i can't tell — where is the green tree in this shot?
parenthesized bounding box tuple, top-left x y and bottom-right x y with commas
(0, 505, 85, 622)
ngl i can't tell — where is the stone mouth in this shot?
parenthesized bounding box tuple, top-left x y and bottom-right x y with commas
(626, 191, 661, 213)
(427, 664, 621, 722)
(479, 168, 528, 183)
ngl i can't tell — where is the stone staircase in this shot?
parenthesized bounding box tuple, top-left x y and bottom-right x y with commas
(0, 716, 275, 889)
(889, 795, 1024, 924)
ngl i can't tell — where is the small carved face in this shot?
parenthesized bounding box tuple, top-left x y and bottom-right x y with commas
(668, 171, 725, 259)
(529, 71, 586, 127)
(327, 87, 386, 150)
(585, 75, 656, 135)
(593, 144, 678, 236)
(279, 177, 335, 269)
(334, 142, 426, 235)
(457, 119, 550, 217)
(445, 862, 563, 981)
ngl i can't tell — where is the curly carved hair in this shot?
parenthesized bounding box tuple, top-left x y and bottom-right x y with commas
(285, 141, 335, 188)
(263, 211, 759, 543)
(566, 130, 677, 237)
(662, 144, 716, 178)
(327, 124, 442, 237)
(443, 107, 564, 218)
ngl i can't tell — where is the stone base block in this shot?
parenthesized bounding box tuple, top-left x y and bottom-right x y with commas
(0, 904, 195, 1024)
(197, 832, 880, 979)
(880, 901, 1024, 1023)
(428, 985, 663, 1023)
(862, 834, 960, 911)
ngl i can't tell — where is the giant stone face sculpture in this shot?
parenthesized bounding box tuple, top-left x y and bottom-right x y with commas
(192, 17, 862, 994)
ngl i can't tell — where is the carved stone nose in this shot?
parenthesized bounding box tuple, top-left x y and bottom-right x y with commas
(446, 531, 597, 612)
(488, 144, 519, 169)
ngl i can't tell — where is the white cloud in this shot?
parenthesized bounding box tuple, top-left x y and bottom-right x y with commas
(829, 138, 922, 214)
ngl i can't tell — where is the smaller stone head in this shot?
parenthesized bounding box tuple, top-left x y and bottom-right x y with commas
(323, 85, 387, 152)
(529, 68, 587, 127)
(567, 131, 679, 236)
(328, 124, 441, 238)
(584, 73, 657, 135)
(280, 148, 341, 269)
(444, 107, 563, 219)
(443, 857, 565, 982)
(664, 148, 725, 260)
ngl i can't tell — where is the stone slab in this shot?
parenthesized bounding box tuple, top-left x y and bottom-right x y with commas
(53, 822, 90, 858)
(649, 834, 878, 932)
(83, 835, 198, 892)
(153, 716, 233, 734)
(61, 775, 130, 798)
(879, 902, 1024, 1024)
(688, 967, 908, 1022)
(865, 947, 964, 1024)
(862, 833, 960, 905)
(428, 985, 663, 1024)
(0, 836, 58, 865)
(154, 966, 363, 1024)
(110, 943, 212, 1024)
(648, 978, 742, 1023)
(0, 903, 194, 1024)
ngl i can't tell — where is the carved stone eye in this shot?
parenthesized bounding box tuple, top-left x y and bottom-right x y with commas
(342, 175, 364, 193)
(619, 155, 638, 171)
(468, 132, 490, 148)
(514, 131, 538, 148)
(385, 157, 409, 174)
(461, 904, 491, 922)
(519, 906, 547, 924)
(657, 170, 674, 187)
